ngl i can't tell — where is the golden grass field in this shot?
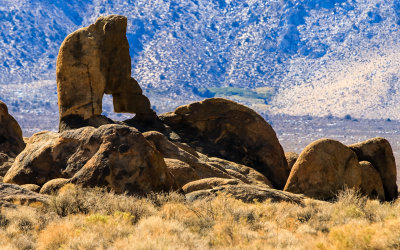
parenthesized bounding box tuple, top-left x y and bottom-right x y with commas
(1, 184, 399, 250)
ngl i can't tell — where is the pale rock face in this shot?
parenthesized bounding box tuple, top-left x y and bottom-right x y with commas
(284, 139, 362, 200)
(57, 15, 155, 131)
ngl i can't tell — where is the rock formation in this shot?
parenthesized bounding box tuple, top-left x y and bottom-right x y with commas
(0, 101, 25, 157)
(359, 161, 385, 201)
(160, 98, 290, 189)
(3, 125, 177, 194)
(0, 183, 48, 208)
(185, 183, 305, 204)
(349, 137, 398, 201)
(285, 152, 299, 170)
(0, 101, 25, 178)
(56, 15, 156, 132)
(143, 131, 273, 189)
(284, 139, 362, 200)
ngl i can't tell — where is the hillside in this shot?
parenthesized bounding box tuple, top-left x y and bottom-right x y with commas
(1, 0, 400, 122)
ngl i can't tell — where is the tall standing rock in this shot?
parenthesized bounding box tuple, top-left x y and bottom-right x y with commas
(160, 98, 290, 189)
(57, 15, 155, 131)
(349, 137, 398, 201)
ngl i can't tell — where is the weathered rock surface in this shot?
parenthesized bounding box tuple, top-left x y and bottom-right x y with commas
(185, 183, 304, 205)
(0, 183, 48, 208)
(21, 184, 41, 193)
(4, 124, 177, 194)
(40, 178, 70, 195)
(284, 139, 362, 200)
(144, 131, 272, 189)
(160, 98, 289, 189)
(285, 152, 299, 170)
(57, 15, 155, 132)
(359, 161, 385, 201)
(349, 137, 398, 201)
(0, 101, 25, 174)
(182, 178, 240, 193)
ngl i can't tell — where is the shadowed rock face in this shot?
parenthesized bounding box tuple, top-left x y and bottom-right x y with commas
(57, 15, 155, 132)
(0, 101, 25, 158)
(160, 98, 290, 189)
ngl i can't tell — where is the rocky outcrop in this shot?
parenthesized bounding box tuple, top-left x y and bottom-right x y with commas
(160, 98, 289, 189)
(185, 183, 304, 205)
(57, 15, 155, 132)
(0, 183, 48, 208)
(359, 161, 385, 201)
(40, 178, 70, 195)
(3, 124, 177, 194)
(143, 131, 272, 189)
(0, 101, 25, 177)
(349, 138, 398, 201)
(285, 152, 299, 170)
(284, 139, 362, 200)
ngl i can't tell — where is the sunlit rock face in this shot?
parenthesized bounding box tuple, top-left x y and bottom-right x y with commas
(57, 15, 156, 131)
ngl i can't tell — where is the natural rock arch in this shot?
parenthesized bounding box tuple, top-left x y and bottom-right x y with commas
(56, 15, 156, 131)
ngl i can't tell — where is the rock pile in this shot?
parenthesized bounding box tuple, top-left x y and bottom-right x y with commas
(284, 138, 397, 201)
(160, 98, 290, 189)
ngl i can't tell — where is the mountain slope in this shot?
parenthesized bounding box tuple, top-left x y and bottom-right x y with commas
(0, 0, 400, 121)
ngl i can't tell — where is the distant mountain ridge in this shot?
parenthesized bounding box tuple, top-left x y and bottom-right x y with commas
(1, 0, 400, 120)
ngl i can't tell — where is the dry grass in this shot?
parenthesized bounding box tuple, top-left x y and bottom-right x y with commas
(0, 185, 399, 249)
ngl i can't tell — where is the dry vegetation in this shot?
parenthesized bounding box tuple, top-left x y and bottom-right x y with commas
(1, 184, 400, 249)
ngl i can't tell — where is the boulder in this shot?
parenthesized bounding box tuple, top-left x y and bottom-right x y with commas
(182, 178, 240, 193)
(0, 183, 48, 208)
(358, 161, 385, 201)
(57, 15, 155, 131)
(349, 138, 398, 201)
(0, 101, 25, 159)
(21, 184, 41, 193)
(0, 153, 13, 176)
(160, 98, 289, 189)
(185, 183, 304, 205)
(285, 152, 299, 170)
(4, 124, 177, 194)
(284, 139, 362, 200)
(164, 159, 200, 188)
(40, 178, 70, 195)
(144, 131, 272, 189)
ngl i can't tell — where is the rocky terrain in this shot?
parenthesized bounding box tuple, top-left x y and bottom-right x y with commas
(0, 14, 399, 249)
(0, 15, 397, 207)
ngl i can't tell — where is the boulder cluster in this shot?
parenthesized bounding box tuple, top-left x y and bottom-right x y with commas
(0, 15, 397, 206)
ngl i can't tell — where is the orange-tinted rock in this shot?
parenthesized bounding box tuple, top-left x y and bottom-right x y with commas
(359, 161, 385, 201)
(160, 98, 289, 189)
(57, 15, 155, 131)
(0, 101, 25, 158)
(285, 152, 299, 171)
(349, 137, 398, 201)
(144, 130, 272, 189)
(4, 125, 177, 194)
(284, 139, 362, 200)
